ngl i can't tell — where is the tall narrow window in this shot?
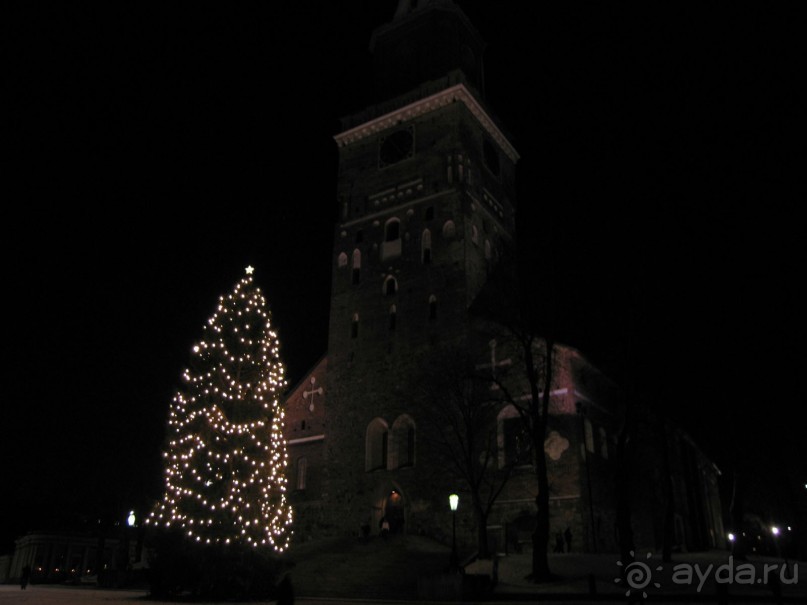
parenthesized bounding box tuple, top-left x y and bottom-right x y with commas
(484, 239, 492, 261)
(352, 249, 361, 284)
(366, 418, 390, 471)
(384, 275, 398, 296)
(389, 305, 397, 331)
(351, 313, 359, 338)
(584, 418, 594, 453)
(385, 218, 400, 242)
(503, 417, 532, 466)
(382, 217, 402, 261)
(338, 252, 348, 268)
(406, 427, 415, 466)
(390, 415, 416, 469)
(296, 457, 307, 491)
(599, 427, 609, 459)
(428, 295, 437, 320)
(421, 229, 432, 264)
(471, 224, 479, 245)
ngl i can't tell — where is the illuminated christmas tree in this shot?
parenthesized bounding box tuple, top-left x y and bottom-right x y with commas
(148, 266, 293, 552)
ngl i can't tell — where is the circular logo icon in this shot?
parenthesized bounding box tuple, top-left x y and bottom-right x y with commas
(615, 551, 662, 599)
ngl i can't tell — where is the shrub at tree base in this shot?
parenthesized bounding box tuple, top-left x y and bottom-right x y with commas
(147, 530, 284, 601)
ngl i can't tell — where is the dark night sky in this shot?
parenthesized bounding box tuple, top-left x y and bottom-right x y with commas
(4, 2, 805, 551)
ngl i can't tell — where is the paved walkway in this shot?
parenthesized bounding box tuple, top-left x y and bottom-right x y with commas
(2, 540, 804, 603)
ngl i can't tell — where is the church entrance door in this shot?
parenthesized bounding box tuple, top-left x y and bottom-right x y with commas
(385, 490, 405, 534)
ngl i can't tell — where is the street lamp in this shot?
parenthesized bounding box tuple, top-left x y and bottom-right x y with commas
(449, 494, 459, 571)
(127, 510, 136, 528)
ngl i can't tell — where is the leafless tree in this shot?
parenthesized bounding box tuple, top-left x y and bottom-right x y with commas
(471, 255, 558, 582)
(416, 352, 517, 559)
(484, 331, 556, 582)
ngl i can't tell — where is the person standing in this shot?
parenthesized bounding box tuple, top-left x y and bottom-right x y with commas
(20, 564, 31, 590)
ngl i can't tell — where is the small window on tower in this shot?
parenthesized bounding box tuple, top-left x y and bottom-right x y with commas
(352, 249, 361, 284)
(296, 457, 308, 491)
(584, 419, 594, 453)
(381, 217, 403, 262)
(471, 225, 479, 246)
(338, 252, 348, 268)
(599, 427, 609, 459)
(385, 218, 400, 242)
(421, 229, 432, 264)
(384, 275, 398, 296)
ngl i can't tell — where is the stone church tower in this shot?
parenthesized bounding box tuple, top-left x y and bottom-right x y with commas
(286, 0, 519, 538)
(283, 0, 724, 555)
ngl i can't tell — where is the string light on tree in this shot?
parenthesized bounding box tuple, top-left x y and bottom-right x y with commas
(147, 266, 293, 551)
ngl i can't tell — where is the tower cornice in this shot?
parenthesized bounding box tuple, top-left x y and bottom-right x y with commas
(333, 83, 519, 164)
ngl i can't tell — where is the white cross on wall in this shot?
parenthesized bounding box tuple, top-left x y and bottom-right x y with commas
(303, 376, 323, 412)
(476, 339, 512, 389)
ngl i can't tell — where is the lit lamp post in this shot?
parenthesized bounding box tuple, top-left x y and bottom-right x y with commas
(449, 493, 459, 571)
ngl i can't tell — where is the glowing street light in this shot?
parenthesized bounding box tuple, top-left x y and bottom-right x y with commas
(127, 510, 136, 527)
(771, 526, 780, 536)
(449, 494, 459, 571)
(728, 532, 735, 542)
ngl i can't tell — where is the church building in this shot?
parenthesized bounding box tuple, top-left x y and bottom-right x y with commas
(283, 0, 724, 556)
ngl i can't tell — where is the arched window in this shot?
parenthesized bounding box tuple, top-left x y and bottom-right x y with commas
(389, 305, 397, 331)
(442, 220, 456, 239)
(471, 224, 479, 245)
(421, 229, 432, 264)
(352, 249, 361, 284)
(599, 427, 609, 459)
(390, 415, 416, 469)
(296, 457, 307, 490)
(428, 295, 437, 320)
(497, 405, 531, 468)
(351, 313, 359, 339)
(384, 275, 398, 296)
(365, 418, 389, 471)
(338, 252, 348, 268)
(385, 218, 400, 242)
(382, 217, 402, 261)
(584, 418, 594, 453)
